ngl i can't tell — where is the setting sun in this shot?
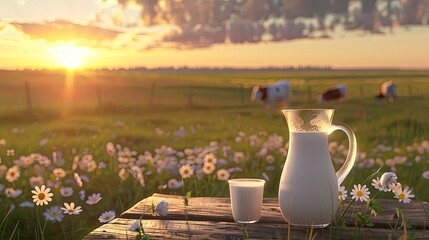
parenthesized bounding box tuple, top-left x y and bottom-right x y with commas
(47, 44, 89, 69)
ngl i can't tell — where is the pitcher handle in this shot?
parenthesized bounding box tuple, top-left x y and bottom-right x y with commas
(329, 122, 357, 185)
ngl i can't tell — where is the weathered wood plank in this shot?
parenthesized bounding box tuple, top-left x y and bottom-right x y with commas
(85, 218, 429, 240)
(121, 194, 429, 229)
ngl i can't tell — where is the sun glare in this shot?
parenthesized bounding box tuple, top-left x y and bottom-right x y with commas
(48, 44, 89, 69)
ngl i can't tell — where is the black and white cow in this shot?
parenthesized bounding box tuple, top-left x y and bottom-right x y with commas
(318, 85, 346, 103)
(250, 80, 291, 108)
(375, 81, 396, 104)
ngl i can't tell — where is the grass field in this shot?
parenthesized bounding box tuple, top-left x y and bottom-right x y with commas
(0, 69, 429, 239)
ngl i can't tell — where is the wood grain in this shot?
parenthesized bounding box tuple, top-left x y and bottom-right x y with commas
(121, 193, 429, 229)
(85, 193, 429, 239)
(85, 218, 429, 240)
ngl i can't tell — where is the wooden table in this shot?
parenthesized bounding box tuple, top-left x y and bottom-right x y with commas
(85, 193, 429, 239)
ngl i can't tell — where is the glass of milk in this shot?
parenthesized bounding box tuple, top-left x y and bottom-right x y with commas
(228, 178, 265, 223)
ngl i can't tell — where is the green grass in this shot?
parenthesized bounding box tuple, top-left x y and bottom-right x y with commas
(0, 69, 428, 239)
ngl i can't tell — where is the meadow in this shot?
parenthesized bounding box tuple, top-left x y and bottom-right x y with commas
(0, 69, 429, 239)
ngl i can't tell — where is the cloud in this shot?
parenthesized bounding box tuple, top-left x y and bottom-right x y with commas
(10, 20, 121, 42)
(107, 0, 429, 49)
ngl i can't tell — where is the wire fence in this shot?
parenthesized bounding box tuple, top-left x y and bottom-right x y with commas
(3, 80, 427, 113)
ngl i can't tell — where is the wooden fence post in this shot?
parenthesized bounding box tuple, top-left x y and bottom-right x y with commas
(241, 84, 245, 106)
(307, 86, 312, 103)
(150, 83, 156, 106)
(408, 84, 413, 97)
(188, 85, 194, 106)
(25, 81, 32, 111)
(96, 85, 102, 107)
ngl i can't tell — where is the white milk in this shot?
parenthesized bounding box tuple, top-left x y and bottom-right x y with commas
(278, 132, 338, 227)
(229, 179, 265, 223)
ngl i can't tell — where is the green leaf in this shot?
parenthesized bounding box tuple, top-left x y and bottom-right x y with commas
(184, 191, 192, 206)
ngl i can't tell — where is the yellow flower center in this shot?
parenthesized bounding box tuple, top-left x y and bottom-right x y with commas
(104, 215, 111, 220)
(38, 192, 46, 200)
(378, 183, 382, 187)
(68, 209, 74, 213)
(356, 190, 363, 197)
(51, 212, 57, 216)
(183, 169, 189, 174)
(338, 191, 343, 196)
(10, 172, 15, 176)
(399, 193, 406, 199)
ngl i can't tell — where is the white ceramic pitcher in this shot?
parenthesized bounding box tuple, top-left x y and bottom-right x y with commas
(279, 109, 357, 228)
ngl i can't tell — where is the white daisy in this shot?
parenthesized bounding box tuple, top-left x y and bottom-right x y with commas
(86, 193, 102, 205)
(43, 206, 64, 222)
(216, 169, 230, 181)
(31, 185, 53, 206)
(393, 185, 415, 203)
(371, 177, 387, 192)
(98, 210, 115, 223)
(5, 166, 20, 182)
(60, 202, 82, 215)
(338, 186, 348, 201)
(60, 187, 74, 197)
(203, 163, 215, 175)
(233, 152, 245, 163)
(155, 200, 168, 216)
(53, 168, 66, 179)
(179, 164, 194, 179)
(203, 153, 217, 165)
(350, 184, 370, 202)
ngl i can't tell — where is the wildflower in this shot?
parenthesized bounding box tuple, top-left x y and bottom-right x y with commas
(0, 139, 6, 146)
(19, 201, 35, 208)
(265, 155, 275, 164)
(380, 172, 397, 191)
(216, 169, 230, 181)
(203, 163, 215, 175)
(60, 202, 82, 215)
(106, 142, 116, 156)
(60, 187, 74, 197)
(39, 138, 49, 146)
(5, 166, 20, 182)
(129, 220, 141, 231)
(21, 156, 34, 167)
(338, 186, 348, 201)
(203, 153, 217, 165)
(86, 160, 97, 172)
(5, 188, 22, 198)
(422, 171, 429, 180)
(0, 165, 7, 177)
(371, 177, 387, 192)
(99, 211, 115, 223)
(167, 178, 183, 190)
(179, 164, 194, 179)
(262, 172, 270, 182)
(6, 149, 15, 156)
(118, 168, 128, 181)
(393, 186, 415, 203)
(350, 184, 370, 202)
(98, 161, 107, 169)
(79, 190, 85, 200)
(32, 185, 53, 206)
(53, 168, 66, 179)
(86, 193, 102, 205)
(155, 200, 168, 216)
(43, 206, 64, 222)
(29, 176, 44, 187)
(233, 152, 245, 163)
(74, 173, 83, 187)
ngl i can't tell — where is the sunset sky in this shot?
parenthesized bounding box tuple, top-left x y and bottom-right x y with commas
(0, 0, 428, 70)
